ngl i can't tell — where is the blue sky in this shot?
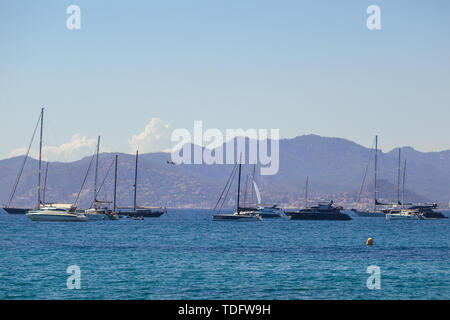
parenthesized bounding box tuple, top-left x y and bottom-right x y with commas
(1, 0, 449, 161)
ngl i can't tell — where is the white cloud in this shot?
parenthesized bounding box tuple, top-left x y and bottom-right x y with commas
(128, 118, 172, 153)
(10, 134, 97, 162)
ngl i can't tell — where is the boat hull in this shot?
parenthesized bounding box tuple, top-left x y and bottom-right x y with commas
(123, 209, 164, 218)
(2, 207, 30, 214)
(258, 212, 282, 218)
(257, 207, 284, 218)
(351, 209, 385, 217)
(286, 212, 352, 220)
(26, 212, 88, 222)
(85, 213, 106, 221)
(420, 211, 448, 219)
(213, 212, 262, 221)
(386, 213, 420, 220)
(105, 213, 119, 220)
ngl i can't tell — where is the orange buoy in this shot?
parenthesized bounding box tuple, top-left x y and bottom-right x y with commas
(366, 238, 373, 246)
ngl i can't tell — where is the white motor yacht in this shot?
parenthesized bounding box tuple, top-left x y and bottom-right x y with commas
(386, 209, 422, 220)
(26, 205, 87, 222)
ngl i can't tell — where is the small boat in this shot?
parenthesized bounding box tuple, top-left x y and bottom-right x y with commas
(84, 208, 108, 221)
(132, 215, 144, 220)
(26, 205, 87, 222)
(213, 161, 262, 221)
(385, 209, 421, 220)
(256, 205, 285, 218)
(105, 210, 119, 220)
(285, 201, 352, 220)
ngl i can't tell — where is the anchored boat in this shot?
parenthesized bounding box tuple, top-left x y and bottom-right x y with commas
(213, 161, 262, 221)
(2, 109, 47, 214)
(118, 150, 165, 218)
(81, 136, 120, 221)
(22, 108, 88, 222)
(225, 164, 284, 219)
(407, 204, 447, 219)
(351, 136, 387, 217)
(385, 209, 422, 220)
(26, 204, 87, 222)
(83, 136, 109, 221)
(256, 205, 285, 218)
(285, 201, 351, 220)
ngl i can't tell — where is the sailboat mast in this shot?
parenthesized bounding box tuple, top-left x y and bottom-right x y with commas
(237, 162, 242, 212)
(304, 176, 309, 208)
(42, 162, 49, 205)
(243, 174, 250, 207)
(374, 135, 378, 211)
(402, 159, 407, 208)
(251, 164, 256, 204)
(397, 148, 401, 204)
(37, 107, 44, 209)
(93, 136, 100, 208)
(113, 154, 118, 212)
(133, 150, 139, 212)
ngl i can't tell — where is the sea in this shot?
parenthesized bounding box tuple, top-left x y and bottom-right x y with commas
(0, 208, 448, 300)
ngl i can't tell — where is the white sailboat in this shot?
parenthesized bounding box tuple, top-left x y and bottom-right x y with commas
(83, 136, 108, 221)
(385, 159, 422, 220)
(25, 108, 87, 222)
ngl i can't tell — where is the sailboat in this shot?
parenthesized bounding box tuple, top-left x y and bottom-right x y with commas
(26, 108, 87, 222)
(213, 160, 262, 221)
(119, 151, 165, 218)
(83, 136, 111, 221)
(386, 159, 422, 220)
(380, 148, 405, 214)
(382, 150, 447, 219)
(106, 154, 120, 220)
(2, 110, 44, 214)
(351, 135, 386, 217)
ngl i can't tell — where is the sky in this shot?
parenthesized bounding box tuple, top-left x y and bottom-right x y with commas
(1, 0, 449, 161)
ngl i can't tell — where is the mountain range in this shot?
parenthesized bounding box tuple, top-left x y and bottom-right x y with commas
(1, 134, 449, 209)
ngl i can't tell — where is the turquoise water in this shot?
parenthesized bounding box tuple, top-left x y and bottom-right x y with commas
(0, 209, 448, 300)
